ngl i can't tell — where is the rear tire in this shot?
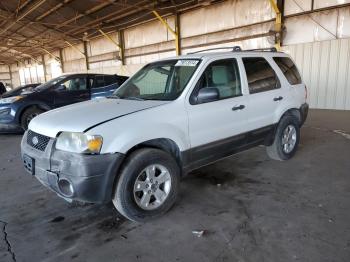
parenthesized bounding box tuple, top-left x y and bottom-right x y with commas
(20, 107, 44, 130)
(112, 148, 180, 222)
(266, 114, 300, 161)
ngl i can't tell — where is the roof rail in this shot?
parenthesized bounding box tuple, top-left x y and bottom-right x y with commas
(245, 47, 278, 52)
(188, 46, 242, 54)
(187, 46, 278, 55)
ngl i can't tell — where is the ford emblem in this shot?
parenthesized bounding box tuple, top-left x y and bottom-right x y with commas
(32, 136, 39, 145)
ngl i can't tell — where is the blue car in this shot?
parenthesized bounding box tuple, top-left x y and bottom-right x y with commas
(0, 73, 128, 133)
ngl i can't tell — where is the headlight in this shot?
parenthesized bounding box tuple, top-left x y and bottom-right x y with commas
(55, 132, 103, 154)
(0, 96, 23, 104)
(0, 108, 11, 116)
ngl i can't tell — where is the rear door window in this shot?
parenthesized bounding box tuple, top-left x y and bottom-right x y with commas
(243, 57, 280, 94)
(273, 57, 302, 85)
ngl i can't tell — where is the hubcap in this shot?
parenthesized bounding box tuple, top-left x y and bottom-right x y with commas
(133, 164, 171, 210)
(282, 124, 297, 154)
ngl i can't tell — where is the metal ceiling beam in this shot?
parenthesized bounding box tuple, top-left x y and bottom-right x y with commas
(0, 0, 31, 27)
(0, 0, 115, 57)
(0, 0, 47, 35)
(65, 0, 152, 36)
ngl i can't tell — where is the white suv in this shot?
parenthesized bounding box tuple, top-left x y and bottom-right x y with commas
(21, 47, 308, 222)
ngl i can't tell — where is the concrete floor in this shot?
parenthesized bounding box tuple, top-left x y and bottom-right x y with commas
(1, 109, 350, 262)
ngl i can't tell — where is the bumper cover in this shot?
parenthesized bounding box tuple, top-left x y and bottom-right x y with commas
(300, 103, 309, 126)
(21, 131, 124, 203)
(0, 123, 23, 133)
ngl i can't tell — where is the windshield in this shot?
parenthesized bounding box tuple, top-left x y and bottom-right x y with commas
(114, 59, 200, 101)
(34, 75, 67, 91)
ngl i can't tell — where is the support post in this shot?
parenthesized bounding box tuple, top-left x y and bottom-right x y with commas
(268, 0, 283, 50)
(41, 54, 47, 82)
(175, 13, 181, 55)
(98, 29, 124, 64)
(59, 48, 64, 73)
(8, 65, 13, 88)
(117, 30, 125, 65)
(152, 10, 180, 55)
(83, 41, 90, 71)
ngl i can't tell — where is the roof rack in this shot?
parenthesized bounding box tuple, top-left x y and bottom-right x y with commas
(188, 46, 242, 54)
(245, 47, 277, 52)
(187, 46, 279, 55)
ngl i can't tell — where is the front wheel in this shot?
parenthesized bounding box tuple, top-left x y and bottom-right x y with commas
(20, 107, 44, 130)
(266, 114, 300, 161)
(112, 148, 180, 222)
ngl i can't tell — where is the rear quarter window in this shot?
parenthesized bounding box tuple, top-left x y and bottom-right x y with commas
(273, 57, 302, 85)
(242, 57, 280, 94)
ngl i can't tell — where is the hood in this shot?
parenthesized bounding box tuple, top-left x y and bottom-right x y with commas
(29, 98, 169, 138)
(1, 88, 36, 98)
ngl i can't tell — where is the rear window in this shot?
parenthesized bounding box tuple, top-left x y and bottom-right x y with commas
(243, 57, 280, 94)
(273, 57, 301, 85)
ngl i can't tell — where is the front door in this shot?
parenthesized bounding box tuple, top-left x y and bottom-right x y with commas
(186, 58, 250, 167)
(53, 76, 90, 108)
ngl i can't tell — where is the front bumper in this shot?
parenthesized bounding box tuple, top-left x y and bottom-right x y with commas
(0, 123, 23, 133)
(300, 103, 309, 126)
(0, 106, 22, 133)
(21, 131, 124, 203)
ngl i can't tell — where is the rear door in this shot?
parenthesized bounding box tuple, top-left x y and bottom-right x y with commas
(242, 56, 286, 130)
(186, 58, 250, 166)
(53, 75, 90, 108)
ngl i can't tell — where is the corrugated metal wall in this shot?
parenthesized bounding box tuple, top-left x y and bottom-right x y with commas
(284, 39, 350, 110)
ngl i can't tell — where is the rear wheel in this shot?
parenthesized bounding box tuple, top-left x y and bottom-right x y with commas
(266, 114, 300, 161)
(20, 107, 44, 130)
(112, 148, 180, 222)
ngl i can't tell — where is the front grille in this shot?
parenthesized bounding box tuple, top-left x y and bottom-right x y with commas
(27, 130, 50, 151)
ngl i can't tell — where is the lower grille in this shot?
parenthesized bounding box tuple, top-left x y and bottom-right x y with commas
(27, 130, 50, 151)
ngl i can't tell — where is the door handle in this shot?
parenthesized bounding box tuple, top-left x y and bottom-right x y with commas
(273, 96, 283, 101)
(232, 105, 245, 111)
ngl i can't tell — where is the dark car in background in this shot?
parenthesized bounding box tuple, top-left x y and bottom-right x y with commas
(1, 83, 41, 98)
(0, 73, 128, 133)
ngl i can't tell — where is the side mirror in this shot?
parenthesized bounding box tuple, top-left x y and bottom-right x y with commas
(195, 87, 219, 104)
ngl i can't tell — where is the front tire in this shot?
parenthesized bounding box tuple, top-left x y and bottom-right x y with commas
(112, 148, 180, 222)
(266, 114, 300, 161)
(20, 107, 44, 130)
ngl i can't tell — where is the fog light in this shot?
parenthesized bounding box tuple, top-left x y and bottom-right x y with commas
(58, 179, 74, 197)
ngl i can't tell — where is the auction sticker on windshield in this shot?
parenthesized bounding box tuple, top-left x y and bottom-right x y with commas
(175, 60, 199, 67)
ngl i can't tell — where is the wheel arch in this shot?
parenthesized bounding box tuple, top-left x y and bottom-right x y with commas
(17, 103, 50, 122)
(280, 108, 301, 124)
(266, 107, 302, 146)
(124, 138, 183, 170)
